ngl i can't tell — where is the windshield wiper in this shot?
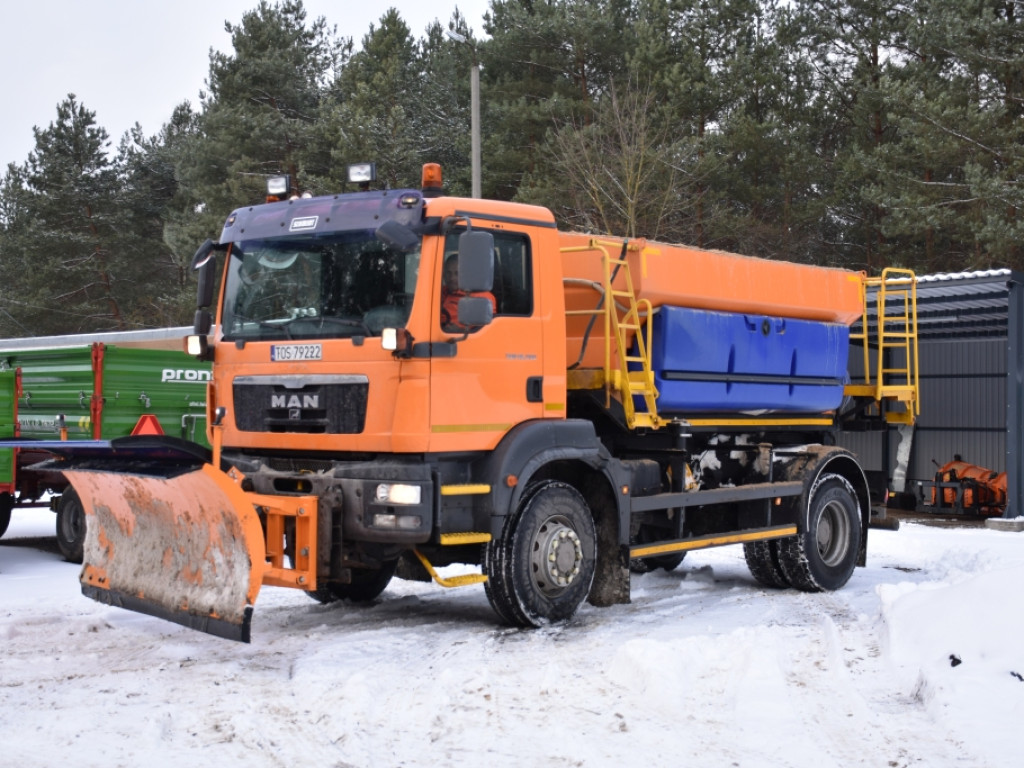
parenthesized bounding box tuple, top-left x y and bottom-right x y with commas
(273, 315, 373, 338)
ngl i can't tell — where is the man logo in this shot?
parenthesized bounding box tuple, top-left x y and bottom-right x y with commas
(289, 408, 301, 420)
(272, 394, 319, 409)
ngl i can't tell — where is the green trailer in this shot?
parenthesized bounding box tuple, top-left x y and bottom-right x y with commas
(0, 332, 210, 560)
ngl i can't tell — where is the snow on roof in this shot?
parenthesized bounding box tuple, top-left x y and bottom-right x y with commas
(917, 268, 1012, 283)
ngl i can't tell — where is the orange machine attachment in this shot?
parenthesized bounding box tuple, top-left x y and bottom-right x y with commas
(929, 459, 1007, 515)
(66, 462, 318, 642)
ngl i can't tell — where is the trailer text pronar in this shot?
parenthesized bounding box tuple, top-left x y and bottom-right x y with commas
(55, 164, 918, 641)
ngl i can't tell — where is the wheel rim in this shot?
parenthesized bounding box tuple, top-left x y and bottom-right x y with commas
(60, 499, 84, 544)
(816, 498, 852, 567)
(530, 514, 584, 596)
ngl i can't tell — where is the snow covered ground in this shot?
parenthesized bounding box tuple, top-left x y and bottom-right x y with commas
(2, 507, 1022, 768)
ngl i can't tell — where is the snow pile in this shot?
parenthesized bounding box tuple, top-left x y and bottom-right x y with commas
(2, 511, 1023, 767)
(881, 560, 1024, 761)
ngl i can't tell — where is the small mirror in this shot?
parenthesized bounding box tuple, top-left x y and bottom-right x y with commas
(194, 309, 212, 335)
(376, 220, 421, 253)
(457, 296, 493, 328)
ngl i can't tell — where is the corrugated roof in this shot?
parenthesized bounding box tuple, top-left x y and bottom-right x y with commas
(861, 269, 1021, 341)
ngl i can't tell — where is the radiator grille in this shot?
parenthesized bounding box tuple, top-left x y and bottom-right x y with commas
(233, 376, 368, 434)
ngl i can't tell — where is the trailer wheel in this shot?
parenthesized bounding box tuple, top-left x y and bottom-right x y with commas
(778, 473, 861, 592)
(306, 559, 398, 604)
(484, 481, 596, 627)
(0, 492, 14, 538)
(56, 488, 86, 564)
(743, 540, 790, 588)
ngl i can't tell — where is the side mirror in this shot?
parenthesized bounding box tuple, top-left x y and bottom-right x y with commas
(458, 230, 494, 293)
(191, 239, 217, 270)
(192, 239, 224, 310)
(196, 261, 216, 310)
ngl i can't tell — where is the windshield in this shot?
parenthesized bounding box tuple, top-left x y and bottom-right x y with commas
(221, 232, 421, 341)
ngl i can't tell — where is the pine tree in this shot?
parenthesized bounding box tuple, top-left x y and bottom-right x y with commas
(0, 163, 35, 335)
(482, 0, 635, 201)
(13, 95, 130, 333)
(179, 0, 342, 219)
(868, 0, 1024, 270)
(320, 9, 422, 190)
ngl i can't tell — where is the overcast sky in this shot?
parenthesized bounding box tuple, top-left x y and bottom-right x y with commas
(1, 1, 492, 170)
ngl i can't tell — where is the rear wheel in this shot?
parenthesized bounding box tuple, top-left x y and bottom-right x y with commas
(778, 473, 861, 592)
(0, 492, 13, 538)
(484, 481, 597, 627)
(306, 559, 398, 604)
(743, 539, 790, 588)
(56, 488, 86, 563)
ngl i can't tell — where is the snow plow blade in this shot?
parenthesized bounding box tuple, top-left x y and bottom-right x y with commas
(64, 462, 314, 643)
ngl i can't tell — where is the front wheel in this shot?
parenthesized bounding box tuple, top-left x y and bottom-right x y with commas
(56, 488, 86, 563)
(0, 492, 13, 538)
(778, 473, 861, 592)
(484, 481, 597, 627)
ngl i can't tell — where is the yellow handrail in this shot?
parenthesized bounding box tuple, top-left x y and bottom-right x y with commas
(561, 239, 663, 430)
(847, 268, 919, 424)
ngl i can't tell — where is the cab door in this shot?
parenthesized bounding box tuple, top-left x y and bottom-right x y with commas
(428, 227, 545, 452)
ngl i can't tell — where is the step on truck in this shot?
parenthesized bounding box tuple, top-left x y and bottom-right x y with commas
(0, 334, 211, 559)
(51, 163, 919, 641)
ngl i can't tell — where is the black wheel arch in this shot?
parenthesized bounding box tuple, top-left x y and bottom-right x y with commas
(777, 445, 870, 567)
(477, 419, 630, 536)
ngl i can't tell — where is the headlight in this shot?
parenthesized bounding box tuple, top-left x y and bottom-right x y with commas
(375, 483, 422, 505)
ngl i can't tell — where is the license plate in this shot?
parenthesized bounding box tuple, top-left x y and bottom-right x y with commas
(270, 344, 322, 362)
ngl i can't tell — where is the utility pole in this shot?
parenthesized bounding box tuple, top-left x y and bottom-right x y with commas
(445, 29, 481, 199)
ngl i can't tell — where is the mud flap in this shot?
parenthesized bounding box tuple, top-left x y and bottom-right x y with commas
(65, 464, 268, 643)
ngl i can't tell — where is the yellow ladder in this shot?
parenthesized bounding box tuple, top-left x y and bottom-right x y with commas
(563, 239, 663, 430)
(846, 268, 920, 424)
(604, 244, 661, 429)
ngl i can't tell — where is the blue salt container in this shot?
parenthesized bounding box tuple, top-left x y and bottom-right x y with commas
(650, 306, 849, 414)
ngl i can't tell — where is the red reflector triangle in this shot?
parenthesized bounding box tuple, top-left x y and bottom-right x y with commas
(131, 414, 165, 436)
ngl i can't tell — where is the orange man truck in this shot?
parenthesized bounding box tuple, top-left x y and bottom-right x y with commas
(52, 164, 918, 641)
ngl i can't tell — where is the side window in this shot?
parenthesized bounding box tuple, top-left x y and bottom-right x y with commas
(493, 231, 533, 316)
(443, 230, 533, 318)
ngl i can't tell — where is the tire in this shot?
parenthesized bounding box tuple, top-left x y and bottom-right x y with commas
(305, 559, 397, 604)
(56, 488, 86, 564)
(778, 473, 861, 592)
(484, 481, 597, 627)
(0, 492, 13, 539)
(743, 539, 790, 588)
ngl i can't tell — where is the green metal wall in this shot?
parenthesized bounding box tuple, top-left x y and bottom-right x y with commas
(0, 369, 16, 486)
(0, 345, 210, 447)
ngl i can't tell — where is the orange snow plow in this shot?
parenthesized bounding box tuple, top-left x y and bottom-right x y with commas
(62, 444, 318, 643)
(924, 458, 1007, 516)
